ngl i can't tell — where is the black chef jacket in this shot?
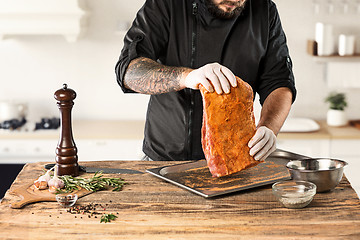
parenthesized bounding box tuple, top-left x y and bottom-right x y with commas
(115, 0, 296, 161)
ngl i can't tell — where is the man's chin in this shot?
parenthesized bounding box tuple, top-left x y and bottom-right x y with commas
(205, 1, 246, 19)
(222, 6, 237, 13)
(214, 8, 244, 19)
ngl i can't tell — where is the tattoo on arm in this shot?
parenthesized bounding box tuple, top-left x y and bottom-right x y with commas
(124, 57, 189, 94)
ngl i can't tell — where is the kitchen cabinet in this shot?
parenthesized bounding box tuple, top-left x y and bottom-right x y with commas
(76, 139, 143, 161)
(330, 139, 360, 196)
(330, 139, 360, 157)
(0, 0, 88, 42)
(277, 120, 331, 158)
(0, 120, 145, 164)
(278, 121, 360, 198)
(277, 138, 360, 198)
(0, 139, 56, 163)
(277, 139, 330, 158)
(0, 139, 144, 163)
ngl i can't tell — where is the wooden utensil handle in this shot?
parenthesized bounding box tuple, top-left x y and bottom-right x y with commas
(10, 197, 39, 209)
(9, 185, 53, 209)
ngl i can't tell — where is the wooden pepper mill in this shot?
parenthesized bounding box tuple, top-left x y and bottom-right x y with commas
(54, 83, 79, 176)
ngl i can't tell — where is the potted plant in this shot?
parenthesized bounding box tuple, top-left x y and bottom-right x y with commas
(325, 92, 348, 127)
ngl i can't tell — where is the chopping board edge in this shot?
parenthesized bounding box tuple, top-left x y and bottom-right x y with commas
(8, 183, 92, 209)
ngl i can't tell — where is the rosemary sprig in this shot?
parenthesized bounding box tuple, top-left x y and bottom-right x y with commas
(100, 213, 118, 223)
(56, 171, 126, 194)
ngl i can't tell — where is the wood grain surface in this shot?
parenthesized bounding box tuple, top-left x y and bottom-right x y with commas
(1, 160, 360, 240)
(9, 183, 92, 209)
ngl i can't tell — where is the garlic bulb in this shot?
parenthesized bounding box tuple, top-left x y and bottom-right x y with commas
(48, 166, 65, 192)
(48, 178, 65, 189)
(33, 166, 54, 190)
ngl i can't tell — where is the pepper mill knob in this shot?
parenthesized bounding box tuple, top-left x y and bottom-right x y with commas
(54, 84, 76, 101)
(54, 83, 79, 176)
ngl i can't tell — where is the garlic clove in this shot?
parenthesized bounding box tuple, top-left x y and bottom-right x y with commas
(57, 179, 65, 189)
(34, 179, 48, 190)
(40, 181, 48, 190)
(48, 173, 65, 190)
(48, 186, 58, 193)
(48, 178, 56, 187)
(33, 180, 41, 189)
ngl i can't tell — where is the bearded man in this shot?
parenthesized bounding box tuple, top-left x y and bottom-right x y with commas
(115, 0, 296, 161)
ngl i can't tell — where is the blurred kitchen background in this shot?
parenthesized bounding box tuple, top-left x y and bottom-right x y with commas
(0, 0, 359, 198)
(0, 0, 359, 121)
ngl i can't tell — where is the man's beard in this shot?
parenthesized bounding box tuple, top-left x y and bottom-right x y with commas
(205, 0, 246, 19)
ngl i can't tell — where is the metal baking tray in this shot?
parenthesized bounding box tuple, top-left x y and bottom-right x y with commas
(146, 149, 307, 198)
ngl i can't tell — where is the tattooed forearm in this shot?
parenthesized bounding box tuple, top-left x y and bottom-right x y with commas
(124, 57, 191, 95)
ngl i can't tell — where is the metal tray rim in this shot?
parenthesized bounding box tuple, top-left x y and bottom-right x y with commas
(146, 162, 291, 198)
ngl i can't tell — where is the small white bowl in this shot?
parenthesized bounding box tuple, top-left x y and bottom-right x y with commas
(272, 181, 316, 209)
(56, 194, 78, 207)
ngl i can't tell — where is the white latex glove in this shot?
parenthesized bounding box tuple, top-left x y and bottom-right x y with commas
(184, 63, 237, 94)
(248, 126, 276, 161)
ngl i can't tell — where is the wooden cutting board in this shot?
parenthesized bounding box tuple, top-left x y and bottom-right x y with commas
(9, 183, 92, 209)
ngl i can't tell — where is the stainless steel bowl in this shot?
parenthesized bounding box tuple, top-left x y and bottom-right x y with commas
(286, 158, 348, 192)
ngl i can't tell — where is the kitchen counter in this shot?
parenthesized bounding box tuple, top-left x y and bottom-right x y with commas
(278, 120, 360, 140)
(1, 160, 360, 239)
(0, 120, 146, 163)
(0, 120, 145, 140)
(1, 119, 359, 140)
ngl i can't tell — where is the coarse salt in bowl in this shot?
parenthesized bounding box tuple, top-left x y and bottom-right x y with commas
(272, 180, 316, 209)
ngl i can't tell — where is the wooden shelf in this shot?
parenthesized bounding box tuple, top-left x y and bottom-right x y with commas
(311, 54, 360, 63)
(307, 40, 360, 63)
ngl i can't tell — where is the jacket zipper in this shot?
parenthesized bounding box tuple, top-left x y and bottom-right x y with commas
(191, 2, 198, 68)
(186, 2, 198, 160)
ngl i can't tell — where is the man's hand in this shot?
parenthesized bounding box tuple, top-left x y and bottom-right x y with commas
(248, 126, 276, 161)
(183, 63, 237, 94)
(250, 87, 293, 161)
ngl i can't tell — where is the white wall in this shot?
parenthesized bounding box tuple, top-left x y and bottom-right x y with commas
(0, 0, 149, 121)
(274, 0, 360, 120)
(0, 0, 359, 122)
